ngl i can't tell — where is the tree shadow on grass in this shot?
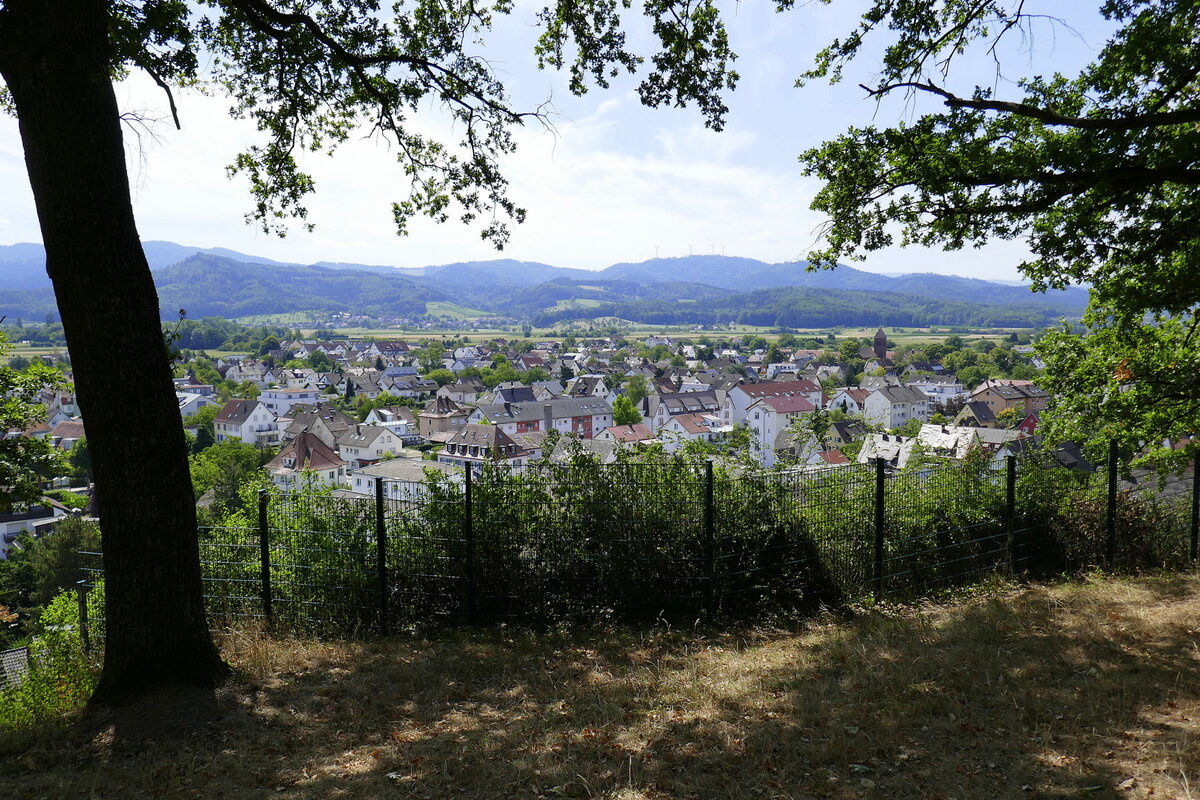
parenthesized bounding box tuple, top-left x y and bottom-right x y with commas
(3, 573, 1199, 799)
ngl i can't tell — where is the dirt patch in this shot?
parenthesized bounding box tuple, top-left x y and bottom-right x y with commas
(3, 573, 1199, 799)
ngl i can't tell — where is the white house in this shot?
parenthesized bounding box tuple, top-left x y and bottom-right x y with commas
(746, 394, 817, 467)
(176, 391, 216, 418)
(828, 387, 871, 416)
(904, 374, 968, 403)
(723, 380, 824, 425)
(345, 458, 462, 500)
(260, 387, 322, 416)
(336, 424, 403, 467)
(0, 505, 68, 560)
(863, 386, 931, 430)
(213, 399, 279, 446)
(658, 412, 728, 453)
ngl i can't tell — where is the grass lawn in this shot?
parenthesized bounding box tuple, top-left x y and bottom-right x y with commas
(4, 573, 1199, 799)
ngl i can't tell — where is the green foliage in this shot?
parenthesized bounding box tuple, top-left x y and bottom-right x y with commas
(1037, 308, 1200, 470)
(799, 1, 1200, 459)
(425, 368, 455, 387)
(0, 590, 98, 730)
(308, 350, 335, 372)
(611, 394, 641, 426)
(622, 374, 650, 404)
(0, 332, 65, 508)
(66, 437, 92, 484)
(189, 439, 264, 510)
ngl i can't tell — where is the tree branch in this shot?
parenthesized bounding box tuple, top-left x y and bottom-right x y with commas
(133, 58, 180, 130)
(861, 81, 1200, 129)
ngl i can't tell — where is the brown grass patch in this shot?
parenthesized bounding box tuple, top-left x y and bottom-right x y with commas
(3, 573, 1199, 799)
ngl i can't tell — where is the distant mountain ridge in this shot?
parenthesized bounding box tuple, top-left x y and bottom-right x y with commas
(0, 241, 1090, 326)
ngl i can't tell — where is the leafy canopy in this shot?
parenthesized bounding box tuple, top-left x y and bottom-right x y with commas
(0, 333, 64, 509)
(81, 0, 738, 247)
(798, 0, 1200, 460)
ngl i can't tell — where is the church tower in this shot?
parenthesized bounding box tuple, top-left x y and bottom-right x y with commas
(873, 327, 887, 359)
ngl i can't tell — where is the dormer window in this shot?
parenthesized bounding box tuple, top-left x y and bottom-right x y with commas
(283, 457, 295, 468)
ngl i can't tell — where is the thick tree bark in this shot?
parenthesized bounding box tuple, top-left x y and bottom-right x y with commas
(0, 0, 228, 704)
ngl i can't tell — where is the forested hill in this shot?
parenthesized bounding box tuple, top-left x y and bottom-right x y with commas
(0, 245, 1090, 325)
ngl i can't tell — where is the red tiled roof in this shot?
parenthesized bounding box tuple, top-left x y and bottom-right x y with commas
(604, 423, 655, 442)
(818, 450, 850, 466)
(759, 395, 816, 414)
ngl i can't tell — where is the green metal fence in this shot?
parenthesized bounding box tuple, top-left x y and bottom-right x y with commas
(78, 446, 1200, 639)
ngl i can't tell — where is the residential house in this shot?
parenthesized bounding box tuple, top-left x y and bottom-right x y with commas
(863, 385, 931, 430)
(437, 378, 484, 405)
(419, 396, 470, 441)
(468, 397, 613, 439)
(828, 420, 868, 448)
(265, 431, 347, 491)
(176, 392, 216, 418)
(363, 406, 420, 444)
(345, 458, 461, 500)
(1, 504, 68, 560)
(828, 387, 871, 415)
(595, 423, 658, 445)
(722, 380, 823, 426)
(955, 400, 998, 428)
(437, 424, 534, 473)
(50, 420, 86, 451)
(214, 399, 279, 446)
(658, 412, 727, 453)
(746, 394, 817, 467)
(904, 373, 967, 403)
(970, 381, 1050, 416)
(260, 387, 322, 416)
(336, 424, 403, 467)
(857, 433, 914, 470)
(282, 403, 357, 449)
(643, 389, 723, 430)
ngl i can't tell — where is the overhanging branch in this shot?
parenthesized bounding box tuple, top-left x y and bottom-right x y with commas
(861, 80, 1200, 130)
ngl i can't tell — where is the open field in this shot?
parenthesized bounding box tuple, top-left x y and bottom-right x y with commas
(312, 324, 1034, 346)
(5, 344, 69, 359)
(5, 572, 1199, 799)
(424, 301, 494, 320)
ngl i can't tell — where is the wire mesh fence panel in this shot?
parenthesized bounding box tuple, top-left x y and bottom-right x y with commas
(880, 456, 1010, 600)
(266, 493, 382, 634)
(385, 481, 470, 628)
(714, 463, 873, 615)
(77, 549, 105, 642)
(198, 525, 263, 623)
(467, 462, 709, 623)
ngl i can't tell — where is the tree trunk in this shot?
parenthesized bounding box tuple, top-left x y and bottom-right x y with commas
(0, 0, 228, 705)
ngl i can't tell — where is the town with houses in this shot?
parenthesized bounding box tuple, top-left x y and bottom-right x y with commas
(1, 326, 1064, 558)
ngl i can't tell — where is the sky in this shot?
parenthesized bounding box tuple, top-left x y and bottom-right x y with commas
(0, 2, 1114, 280)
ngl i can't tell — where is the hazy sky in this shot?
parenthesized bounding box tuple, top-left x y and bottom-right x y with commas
(0, 2, 1113, 280)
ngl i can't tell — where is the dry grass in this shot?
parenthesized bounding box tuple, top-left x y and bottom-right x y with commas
(4, 573, 1200, 799)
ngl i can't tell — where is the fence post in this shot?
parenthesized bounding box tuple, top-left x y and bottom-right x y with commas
(1106, 438, 1119, 568)
(258, 488, 273, 624)
(1191, 452, 1199, 562)
(75, 580, 90, 654)
(376, 477, 389, 636)
(1006, 455, 1017, 572)
(703, 459, 715, 623)
(874, 457, 886, 602)
(464, 467, 476, 624)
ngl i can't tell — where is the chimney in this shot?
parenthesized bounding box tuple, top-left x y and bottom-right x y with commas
(544, 403, 553, 431)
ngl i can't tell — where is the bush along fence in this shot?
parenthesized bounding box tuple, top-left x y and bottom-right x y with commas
(77, 442, 1200, 638)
